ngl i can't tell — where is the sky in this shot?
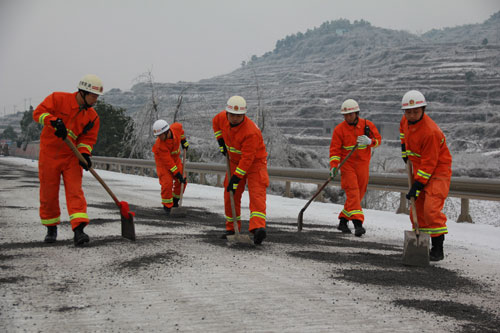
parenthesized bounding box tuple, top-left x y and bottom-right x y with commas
(1, 0, 500, 116)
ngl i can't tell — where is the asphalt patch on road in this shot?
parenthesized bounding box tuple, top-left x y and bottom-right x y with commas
(289, 251, 401, 268)
(55, 305, 91, 313)
(289, 250, 483, 292)
(88, 202, 223, 230)
(117, 250, 181, 270)
(0, 276, 28, 284)
(339, 267, 482, 292)
(394, 299, 500, 333)
(0, 205, 32, 210)
(272, 227, 401, 251)
(195, 229, 259, 251)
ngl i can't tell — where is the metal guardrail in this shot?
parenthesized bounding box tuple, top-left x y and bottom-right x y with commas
(10, 142, 498, 223)
(92, 156, 500, 223)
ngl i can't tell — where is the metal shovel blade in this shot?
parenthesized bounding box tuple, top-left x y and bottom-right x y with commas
(121, 214, 136, 241)
(227, 233, 254, 245)
(402, 230, 430, 267)
(170, 207, 187, 218)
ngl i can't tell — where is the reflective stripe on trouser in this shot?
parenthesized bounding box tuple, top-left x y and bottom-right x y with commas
(338, 164, 369, 222)
(38, 151, 89, 230)
(224, 160, 269, 232)
(410, 175, 450, 237)
(158, 161, 186, 208)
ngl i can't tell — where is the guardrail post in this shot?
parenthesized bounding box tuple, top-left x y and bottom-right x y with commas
(457, 198, 474, 223)
(285, 181, 293, 198)
(217, 174, 222, 187)
(396, 192, 409, 214)
(200, 173, 206, 185)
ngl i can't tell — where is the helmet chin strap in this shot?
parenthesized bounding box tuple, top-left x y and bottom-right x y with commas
(78, 90, 92, 111)
(347, 113, 359, 126)
(408, 109, 425, 125)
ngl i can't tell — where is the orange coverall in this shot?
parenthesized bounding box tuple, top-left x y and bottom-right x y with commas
(400, 113, 452, 237)
(152, 123, 187, 208)
(329, 117, 382, 223)
(212, 111, 269, 232)
(33, 91, 100, 230)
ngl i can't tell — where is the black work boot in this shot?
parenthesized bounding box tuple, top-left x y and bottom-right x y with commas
(220, 230, 235, 239)
(430, 234, 445, 261)
(352, 220, 366, 237)
(173, 198, 179, 208)
(44, 226, 57, 243)
(337, 218, 351, 233)
(163, 206, 171, 215)
(73, 223, 90, 246)
(252, 228, 267, 245)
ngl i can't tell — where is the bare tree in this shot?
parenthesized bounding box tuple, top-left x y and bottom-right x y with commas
(172, 84, 191, 123)
(251, 67, 265, 131)
(126, 69, 161, 159)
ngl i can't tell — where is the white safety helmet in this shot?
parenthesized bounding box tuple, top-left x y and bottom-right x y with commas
(401, 90, 427, 110)
(152, 119, 170, 136)
(225, 95, 247, 114)
(340, 99, 360, 114)
(77, 74, 104, 95)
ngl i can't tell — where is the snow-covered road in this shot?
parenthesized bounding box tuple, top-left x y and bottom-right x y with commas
(1, 157, 499, 332)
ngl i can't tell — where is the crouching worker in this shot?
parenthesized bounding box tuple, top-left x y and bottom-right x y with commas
(212, 96, 269, 245)
(400, 90, 452, 261)
(329, 99, 382, 237)
(152, 119, 188, 215)
(33, 74, 103, 246)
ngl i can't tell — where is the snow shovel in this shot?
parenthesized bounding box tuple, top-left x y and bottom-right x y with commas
(64, 137, 136, 241)
(402, 161, 430, 267)
(225, 154, 253, 245)
(297, 143, 358, 231)
(170, 148, 187, 218)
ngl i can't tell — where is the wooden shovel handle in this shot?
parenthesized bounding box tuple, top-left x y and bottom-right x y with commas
(178, 149, 187, 206)
(225, 154, 240, 236)
(298, 143, 359, 222)
(63, 137, 120, 206)
(406, 161, 420, 236)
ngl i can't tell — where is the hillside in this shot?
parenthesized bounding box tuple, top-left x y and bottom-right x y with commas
(103, 14, 500, 174)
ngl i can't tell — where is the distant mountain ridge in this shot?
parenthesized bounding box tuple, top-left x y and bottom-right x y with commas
(103, 12, 500, 170)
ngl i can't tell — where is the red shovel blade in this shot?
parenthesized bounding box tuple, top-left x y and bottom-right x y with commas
(118, 201, 135, 241)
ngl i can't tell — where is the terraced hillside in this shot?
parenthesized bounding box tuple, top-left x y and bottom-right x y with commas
(103, 14, 500, 170)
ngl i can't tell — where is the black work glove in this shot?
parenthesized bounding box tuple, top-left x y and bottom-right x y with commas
(50, 118, 67, 140)
(401, 143, 408, 164)
(406, 181, 424, 200)
(226, 175, 241, 193)
(175, 172, 186, 184)
(79, 153, 92, 171)
(181, 139, 189, 151)
(217, 138, 227, 156)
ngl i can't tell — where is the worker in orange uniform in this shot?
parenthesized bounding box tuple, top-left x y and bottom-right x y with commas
(400, 90, 452, 261)
(152, 119, 188, 215)
(212, 96, 269, 245)
(329, 99, 382, 237)
(33, 74, 103, 246)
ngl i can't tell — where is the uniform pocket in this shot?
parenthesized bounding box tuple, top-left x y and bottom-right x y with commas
(427, 176, 450, 199)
